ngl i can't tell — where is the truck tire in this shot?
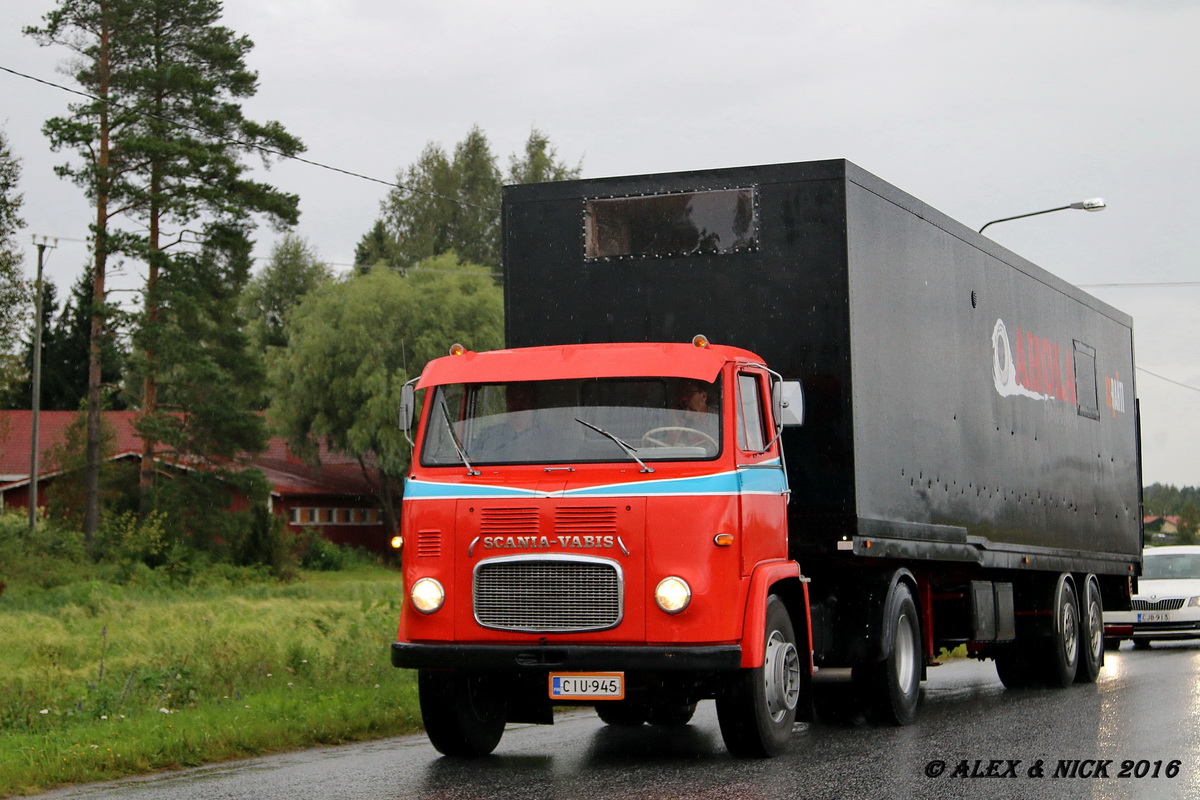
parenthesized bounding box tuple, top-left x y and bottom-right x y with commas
(854, 582, 922, 725)
(812, 681, 863, 725)
(646, 701, 697, 727)
(418, 669, 505, 756)
(595, 698, 648, 726)
(1045, 578, 1081, 688)
(716, 595, 800, 757)
(596, 697, 696, 727)
(1076, 575, 1104, 683)
(994, 644, 1039, 689)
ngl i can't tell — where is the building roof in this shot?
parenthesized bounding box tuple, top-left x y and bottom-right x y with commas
(0, 410, 377, 499)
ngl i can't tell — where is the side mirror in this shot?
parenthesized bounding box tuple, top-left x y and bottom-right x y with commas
(777, 380, 804, 427)
(399, 383, 416, 434)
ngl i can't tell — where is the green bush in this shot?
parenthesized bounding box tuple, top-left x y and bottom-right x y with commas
(232, 505, 297, 579)
(298, 530, 351, 571)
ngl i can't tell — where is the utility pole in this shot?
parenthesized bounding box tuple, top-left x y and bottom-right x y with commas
(28, 236, 55, 533)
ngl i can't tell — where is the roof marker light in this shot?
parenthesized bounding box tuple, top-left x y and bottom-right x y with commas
(692, 334, 710, 348)
(448, 343, 466, 356)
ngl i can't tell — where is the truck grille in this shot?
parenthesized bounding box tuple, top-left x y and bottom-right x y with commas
(473, 556, 622, 632)
(1132, 598, 1185, 611)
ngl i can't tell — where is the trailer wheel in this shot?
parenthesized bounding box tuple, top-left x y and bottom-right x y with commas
(854, 582, 922, 725)
(418, 669, 505, 756)
(1076, 576, 1104, 683)
(716, 595, 800, 757)
(1045, 579, 1081, 688)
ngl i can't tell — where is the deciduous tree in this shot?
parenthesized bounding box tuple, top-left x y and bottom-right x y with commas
(0, 129, 31, 416)
(268, 254, 503, 535)
(241, 234, 333, 355)
(359, 128, 580, 273)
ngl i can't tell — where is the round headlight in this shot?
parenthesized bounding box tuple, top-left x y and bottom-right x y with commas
(410, 577, 445, 614)
(655, 576, 692, 615)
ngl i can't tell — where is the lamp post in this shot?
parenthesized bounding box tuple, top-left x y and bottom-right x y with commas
(978, 198, 1106, 234)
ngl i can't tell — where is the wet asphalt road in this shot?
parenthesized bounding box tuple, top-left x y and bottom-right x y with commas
(41, 641, 1200, 800)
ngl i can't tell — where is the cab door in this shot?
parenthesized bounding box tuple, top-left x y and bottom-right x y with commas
(734, 368, 789, 573)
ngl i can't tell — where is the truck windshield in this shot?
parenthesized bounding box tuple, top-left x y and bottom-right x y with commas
(420, 377, 722, 467)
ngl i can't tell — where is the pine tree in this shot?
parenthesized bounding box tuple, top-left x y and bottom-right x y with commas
(30, 0, 303, 530)
(27, 0, 143, 544)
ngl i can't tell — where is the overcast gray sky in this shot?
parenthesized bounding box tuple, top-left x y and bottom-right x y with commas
(1, 0, 1197, 486)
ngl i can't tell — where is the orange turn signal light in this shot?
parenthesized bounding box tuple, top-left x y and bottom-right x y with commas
(713, 533, 735, 547)
(390, 535, 404, 550)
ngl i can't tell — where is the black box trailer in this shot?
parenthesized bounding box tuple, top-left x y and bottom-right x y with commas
(503, 159, 1142, 582)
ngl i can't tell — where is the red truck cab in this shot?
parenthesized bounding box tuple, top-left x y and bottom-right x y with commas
(393, 338, 809, 757)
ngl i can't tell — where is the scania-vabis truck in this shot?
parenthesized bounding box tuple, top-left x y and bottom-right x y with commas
(392, 159, 1142, 758)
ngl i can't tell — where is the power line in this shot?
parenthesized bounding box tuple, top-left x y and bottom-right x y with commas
(1138, 367, 1200, 395)
(0, 63, 499, 213)
(1080, 282, 1200, 289)
(8, 68, 1198, 397)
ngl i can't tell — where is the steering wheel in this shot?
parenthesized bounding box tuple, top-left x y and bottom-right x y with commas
(642, 426, 718, 448)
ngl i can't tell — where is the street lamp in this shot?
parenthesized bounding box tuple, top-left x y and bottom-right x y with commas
(978, 198, 1106, 234)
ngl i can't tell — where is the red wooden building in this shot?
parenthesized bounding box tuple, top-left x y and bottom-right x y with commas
(0, 411, 393, 553)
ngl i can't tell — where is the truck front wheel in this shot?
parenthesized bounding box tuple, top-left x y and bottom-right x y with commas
(716, 595, 800, 757)
(418, 669, 506, 756)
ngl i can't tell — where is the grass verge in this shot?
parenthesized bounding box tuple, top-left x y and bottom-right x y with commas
(0, 566, 421, 797)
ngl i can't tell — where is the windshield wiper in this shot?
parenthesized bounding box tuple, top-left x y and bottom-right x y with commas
(439, 401, 480, 476)
(575, 418, 654, 473)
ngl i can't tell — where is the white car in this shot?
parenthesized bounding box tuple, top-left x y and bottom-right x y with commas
(1105, 545, 1200, 649)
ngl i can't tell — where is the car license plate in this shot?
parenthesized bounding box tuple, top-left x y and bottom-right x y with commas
(549, 672, 624, 700)
(1138, 612, 1173, 623)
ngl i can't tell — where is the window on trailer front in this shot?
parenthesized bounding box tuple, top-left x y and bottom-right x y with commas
(583, 188, 758, 260)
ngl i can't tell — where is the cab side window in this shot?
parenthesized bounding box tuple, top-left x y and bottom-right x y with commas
(736, 373, 767, 451)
